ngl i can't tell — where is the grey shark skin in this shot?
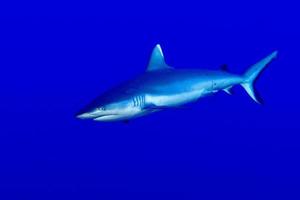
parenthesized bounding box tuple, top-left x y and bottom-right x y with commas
(77, 44, 278, 122)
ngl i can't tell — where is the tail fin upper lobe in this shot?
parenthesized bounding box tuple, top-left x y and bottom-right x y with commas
(241, 51, 278, 104)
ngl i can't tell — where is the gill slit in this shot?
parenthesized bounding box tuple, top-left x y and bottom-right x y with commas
(133, 95, 145, 108)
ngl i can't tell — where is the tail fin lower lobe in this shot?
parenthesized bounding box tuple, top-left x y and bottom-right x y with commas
(241, 51, 278, 104)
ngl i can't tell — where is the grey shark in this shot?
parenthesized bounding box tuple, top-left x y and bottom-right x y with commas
(77, 44, 277, 122)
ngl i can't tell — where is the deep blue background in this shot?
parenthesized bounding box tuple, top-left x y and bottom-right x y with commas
(1, 1, 300, 199)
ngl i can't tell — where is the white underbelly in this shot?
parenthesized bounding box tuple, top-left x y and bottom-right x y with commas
(145, 89, 205, 107)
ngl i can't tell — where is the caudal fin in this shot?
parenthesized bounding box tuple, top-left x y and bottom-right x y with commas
(241, 51, 278, 104)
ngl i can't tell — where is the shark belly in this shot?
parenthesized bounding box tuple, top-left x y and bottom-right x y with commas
(145, 89, 206, 107)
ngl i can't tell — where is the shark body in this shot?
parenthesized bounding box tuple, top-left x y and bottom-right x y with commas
(77, 44, 277, 122)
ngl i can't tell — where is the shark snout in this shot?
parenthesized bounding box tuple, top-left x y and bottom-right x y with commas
(76, 108, 103, 119)
(76, 112, 94, 119)
(76, 107, 115, 120)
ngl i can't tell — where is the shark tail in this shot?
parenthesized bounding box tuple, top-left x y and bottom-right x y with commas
(241, 51, 278, 104)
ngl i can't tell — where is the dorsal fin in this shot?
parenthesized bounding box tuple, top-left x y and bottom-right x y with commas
(147, 44, 171, 71)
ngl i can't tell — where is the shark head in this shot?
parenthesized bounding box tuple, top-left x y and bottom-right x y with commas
(76, 98, 142, 122)
(76, 44, 168, 122)
(76, 87, 145, 122)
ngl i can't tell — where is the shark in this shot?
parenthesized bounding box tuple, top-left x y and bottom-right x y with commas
(76, 44, 278, 122)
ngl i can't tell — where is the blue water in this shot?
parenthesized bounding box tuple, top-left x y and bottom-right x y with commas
(1, 1, 300, 199)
